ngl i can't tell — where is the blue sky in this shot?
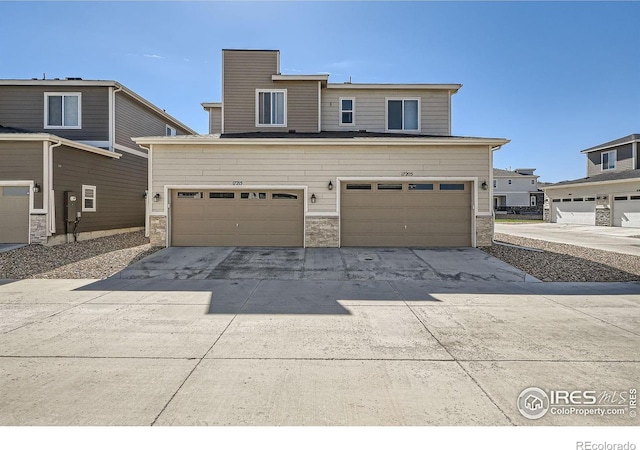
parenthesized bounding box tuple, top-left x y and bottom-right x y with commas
(2, 1, 639, 182)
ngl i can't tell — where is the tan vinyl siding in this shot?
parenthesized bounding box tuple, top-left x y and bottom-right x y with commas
(53, 145, 146, 233)
(208, 107, 222, 134)
(151, 143, 491, 214)
(0, 141, 44, 209)
(115, 93, 190, 149)
(0, 86, 109, 141)
(222, 50, 318, 133)
(587, 144, 634, 176)
(321, 89, 451, 135)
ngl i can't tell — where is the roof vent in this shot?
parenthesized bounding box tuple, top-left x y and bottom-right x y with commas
(65, 77, 83, 81)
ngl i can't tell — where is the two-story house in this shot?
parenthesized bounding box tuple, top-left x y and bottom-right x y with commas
(135, 49, 509, 248)
(544, 134, 640, 227)
(493, 168, 543, 215)
(0, 79, 195, 245)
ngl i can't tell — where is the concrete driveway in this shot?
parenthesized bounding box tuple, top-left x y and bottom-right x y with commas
(0, 245, 638, 426)
(115, 247, 538, 282)
(496, 222, 640, 256)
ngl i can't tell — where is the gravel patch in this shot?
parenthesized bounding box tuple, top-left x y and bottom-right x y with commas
(481, 233, 640, 282)
(0, 231, 162, 279)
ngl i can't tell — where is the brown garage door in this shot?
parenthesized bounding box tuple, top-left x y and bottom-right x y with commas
(340, 181, 472, 247)
(171, 189, 304, 247)
(0, 186, 30, 244)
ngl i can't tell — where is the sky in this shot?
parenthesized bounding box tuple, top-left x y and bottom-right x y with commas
(1, 1, 639, 182)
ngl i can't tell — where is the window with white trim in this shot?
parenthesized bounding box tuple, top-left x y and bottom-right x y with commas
(82, 185, 96, 212)
(339, 97, 355, 126)
(256, 90, 286, 126)
(45, 93, 81, 129)
(602, 150, 616, 171)
(166, 125, 176, 136)
(386, 98, 419, 131)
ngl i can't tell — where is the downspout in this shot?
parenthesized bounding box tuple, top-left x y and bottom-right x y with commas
(138, 143, 152, 238)
(489, 145, 503, 245)
(48, 140, 64, 235)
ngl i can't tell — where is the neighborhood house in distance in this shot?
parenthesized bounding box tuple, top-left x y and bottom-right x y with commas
(0, 79, 195, 245)
(492, 168, 543, 217)
(135, 49, 510, 248)
(544, 134, 640, 228)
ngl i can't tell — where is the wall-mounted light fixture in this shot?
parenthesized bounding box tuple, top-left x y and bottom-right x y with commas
(153, 192, 161, 203)
(33, 183, 41, 194)
(310, 193, 317, 204)
(328, 180, 334, 191)
(143, 190, 148, 199)
(481, 181, 488, 190)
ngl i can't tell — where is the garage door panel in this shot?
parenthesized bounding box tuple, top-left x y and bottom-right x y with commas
(340, 181, 471, 247)
(171, 189, 303, 247)
(553, 200, 595, 225)
(613, 197, 640, 228)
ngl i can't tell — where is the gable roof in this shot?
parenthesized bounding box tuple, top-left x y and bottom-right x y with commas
(493, 168, 538, 178)
(545, 168, 640, 189)
(0, 126, 121, 159)
(580, 134, 640, 154)
(0, 79, 197, 135)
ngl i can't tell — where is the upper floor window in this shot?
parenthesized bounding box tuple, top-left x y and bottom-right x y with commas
(602, 150, 616, 171)
(386, 98, 419, 131)
(166, 125, 176, 136)
(508, 179, 512, 185)
(339, 97, 355, 126)
(44, 93, 81, 129)
(531, 179, 535, 184)
(256, 89, 286, 126)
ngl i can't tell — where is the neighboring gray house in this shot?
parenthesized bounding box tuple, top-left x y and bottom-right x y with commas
(492, 168, 543, 215)
(135, 49, 509, 249)
(0, 79, 195, 244)
(544, 134, 640, 227)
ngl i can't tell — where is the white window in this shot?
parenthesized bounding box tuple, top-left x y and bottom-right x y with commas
(386, 98, 419, 131)
(530, 196, 537, 207)
(531, 179, 535, 184)
(508, 179, 512, 185)
(166, 125, 176, 136)
(339, 97, 355, 126)
(602, 150, 616, 171)
(44, 93, 81, 129)
(256, 90, 286, 126)
(82, 185, 96, 212)
(493, 180, 497, 188)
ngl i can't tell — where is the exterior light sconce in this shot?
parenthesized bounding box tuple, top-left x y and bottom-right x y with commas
(143, 190, 148, 199)
(310, 193, 317, 204)
(33, 183, 41, 194)
(153, 192, 161, 203)
(328, 180, 334, 190)
(481, 181, 488, 190)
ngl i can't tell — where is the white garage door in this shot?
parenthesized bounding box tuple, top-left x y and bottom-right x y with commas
(552, 198, 595, 225)
(613, 195, 640, 228)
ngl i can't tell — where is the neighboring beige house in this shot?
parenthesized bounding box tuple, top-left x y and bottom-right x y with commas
(0, 79, 195, 244)
(544, 134, 640, 227)
(493, 168, 543, 214)
(135, 49, 509, 248)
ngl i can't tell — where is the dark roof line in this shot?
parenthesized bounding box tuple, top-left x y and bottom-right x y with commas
(546, 169, 640, 187)
(581, 134, 640, 153)
(219, 131, 494, 140)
